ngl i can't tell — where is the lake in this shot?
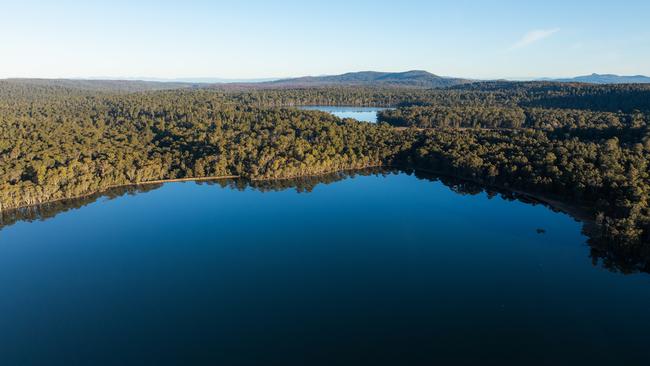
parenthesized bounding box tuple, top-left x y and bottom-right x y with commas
(299, 106, 388, 123)
(1, 170, 649, 365)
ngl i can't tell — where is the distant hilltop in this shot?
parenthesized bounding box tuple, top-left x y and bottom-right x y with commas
(552, 73, 650, 84)
(258, 70, 472, 88)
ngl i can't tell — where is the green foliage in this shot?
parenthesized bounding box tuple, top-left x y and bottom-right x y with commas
(0, 86, 413, 211)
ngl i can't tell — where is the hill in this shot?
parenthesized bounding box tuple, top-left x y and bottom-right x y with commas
(554, 73, 650, 84)
(245, 70, 472, 89)
(1, 78, 200, 92)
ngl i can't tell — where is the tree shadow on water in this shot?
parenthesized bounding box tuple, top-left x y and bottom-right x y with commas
(1, 168, 647, 275)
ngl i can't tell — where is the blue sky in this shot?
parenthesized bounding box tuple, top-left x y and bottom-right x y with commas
(2, 0, 649, 79)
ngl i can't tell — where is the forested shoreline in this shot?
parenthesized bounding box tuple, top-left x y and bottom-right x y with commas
(1, 80, 649, 270)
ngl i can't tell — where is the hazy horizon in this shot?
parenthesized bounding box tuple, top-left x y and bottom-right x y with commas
(2, 0, 649, 80)
(3, 70, 649, 84)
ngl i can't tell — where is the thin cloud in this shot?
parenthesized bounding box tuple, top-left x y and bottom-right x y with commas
(510, 28, 560, 49)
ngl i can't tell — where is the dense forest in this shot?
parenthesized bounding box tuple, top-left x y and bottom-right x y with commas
(0, 83, 414, 210)
(1, 80, 649, 271)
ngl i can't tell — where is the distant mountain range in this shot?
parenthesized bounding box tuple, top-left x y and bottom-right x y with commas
(111, 77, 281, 84)
(1, 71, 471, 91)
(551, 73, 650, 84)
(4, 71, 650, 92)
(3, 78, 199, 92)
(141, 71, 650, 87)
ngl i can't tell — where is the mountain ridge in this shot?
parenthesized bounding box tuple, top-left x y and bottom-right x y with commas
(553, 73, 650, 84)
(4, 71, 650, 92)
(260, 70, 472, 88)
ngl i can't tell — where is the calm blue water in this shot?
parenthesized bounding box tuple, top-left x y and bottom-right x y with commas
(1, 171, 649, 365)
(299, 106, 388, 123)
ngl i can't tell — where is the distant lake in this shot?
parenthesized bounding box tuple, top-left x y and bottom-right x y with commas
(1, 170, 649, 365)
(299, 106, 389, 123)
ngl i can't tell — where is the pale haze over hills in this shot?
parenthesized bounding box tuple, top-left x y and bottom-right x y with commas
(3, 1, 649, 80)
(5, 71, 650, 91)
(552, 73, 650, 84)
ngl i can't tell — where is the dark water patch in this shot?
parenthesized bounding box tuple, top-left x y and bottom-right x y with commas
(1, 169, 649, 365)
